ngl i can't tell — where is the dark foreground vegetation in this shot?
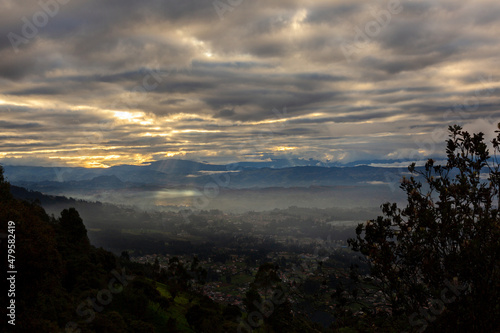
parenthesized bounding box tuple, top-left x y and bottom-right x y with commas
(1, 125, 499, 332)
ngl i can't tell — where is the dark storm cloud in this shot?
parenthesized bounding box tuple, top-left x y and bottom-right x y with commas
(8, 86, 64, 96)
(160, 99, 185, 105)
(213, 109, 235, 119)
(305, 3, 361, 24)
(294, 73, 347, 82)
(0, 0, 499, 166)
(0, 120, 42, 129)
(191, 60, 272, 70)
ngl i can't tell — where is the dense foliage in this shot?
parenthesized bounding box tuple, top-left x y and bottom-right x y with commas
(348, 125, 500, 332)
(0, 166, 241, 332)
(2, 125, 499, 332)
(1, 166, 328, 332)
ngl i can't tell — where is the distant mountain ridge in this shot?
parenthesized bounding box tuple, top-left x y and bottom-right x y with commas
(4, 159, 434, 211)
(3, 158, 426, 184)
(1, 159, 430, 199)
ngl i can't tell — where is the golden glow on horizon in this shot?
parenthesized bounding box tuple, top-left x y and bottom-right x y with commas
(247, 111, 324, 126)
(164, 152, 186, 157)
(0, 98, 32, 107)
(45, 153, 157, 168)
(273, 146, 297, 151)
(113, 111, 144, 121)
(49, 155, 122, 161)
(309, 113, 325, 117)
(141, 132, 171, 137)
(164, 113, 211, 122)
(171, 129, 222, 134)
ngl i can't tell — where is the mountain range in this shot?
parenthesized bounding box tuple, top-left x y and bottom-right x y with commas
(3, 158, 417, 188)
(2, 159, 427, 211)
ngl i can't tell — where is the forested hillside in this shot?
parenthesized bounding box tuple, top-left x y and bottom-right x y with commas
(0, 167, 320, 332)
(1, 167, 238, 332)
(1, 127, 499, 333)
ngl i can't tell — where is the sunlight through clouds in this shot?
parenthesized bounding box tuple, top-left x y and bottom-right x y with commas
(0, 0, 499, 167)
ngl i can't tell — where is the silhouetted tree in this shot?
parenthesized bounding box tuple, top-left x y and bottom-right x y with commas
(349, 125, 500, 332)
(252, 262, 282, 298)
(120, 250, 130, 262)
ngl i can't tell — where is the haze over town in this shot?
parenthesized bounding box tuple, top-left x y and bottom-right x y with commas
(1, 1, 500, 332)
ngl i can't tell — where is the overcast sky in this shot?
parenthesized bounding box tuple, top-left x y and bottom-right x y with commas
(0, 0, 499, 168)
